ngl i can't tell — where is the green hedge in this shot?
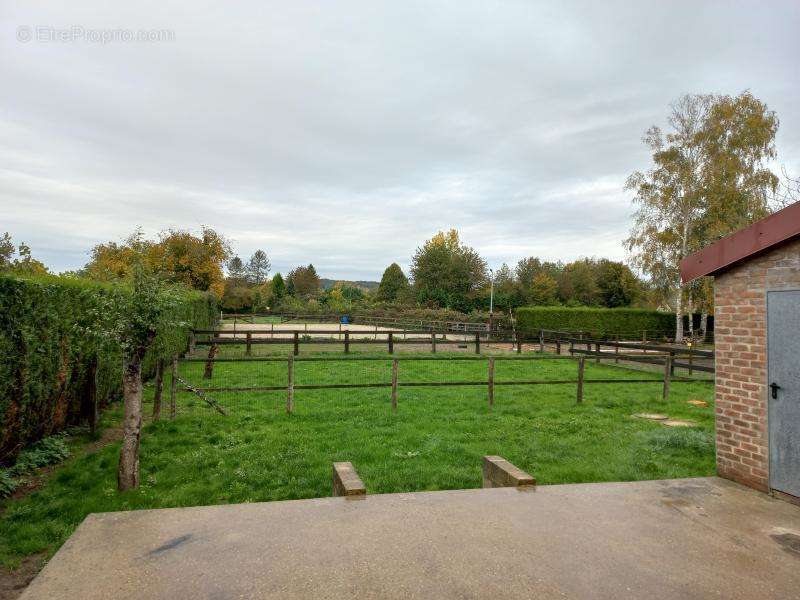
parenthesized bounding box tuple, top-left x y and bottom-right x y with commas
(0, 275, 217, 464)
(515, 306, 675, 339)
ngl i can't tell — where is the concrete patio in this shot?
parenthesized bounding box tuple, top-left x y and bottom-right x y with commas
(22, 477, 800, 599)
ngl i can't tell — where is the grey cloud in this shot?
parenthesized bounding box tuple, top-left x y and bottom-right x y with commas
(1, 0, 798, 280)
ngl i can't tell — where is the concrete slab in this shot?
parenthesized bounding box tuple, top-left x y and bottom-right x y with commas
(22, 478, 800, 600)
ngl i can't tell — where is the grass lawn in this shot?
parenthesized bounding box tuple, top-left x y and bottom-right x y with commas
(0, 353, 715, 568)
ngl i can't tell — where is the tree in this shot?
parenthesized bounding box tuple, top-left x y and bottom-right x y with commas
(271, 273, 286, 302)
(287, 264, 321, 299)
(528, 273, 558, 305)
(376, 263, 410, 302)
(0, 233, 49, 275)
(247, 250, 271, 286)
(226, 256, 246, 282)
(411, 229, 487, 310)
(596, 260, 640, 308)
(558, 259, 600, 306)
(85, 227, 231, 297)
(626, 92, 778, 341)
(109, 263, 185, 490)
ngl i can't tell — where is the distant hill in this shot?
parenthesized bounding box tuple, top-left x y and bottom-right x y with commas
(320, 278, 379, 291)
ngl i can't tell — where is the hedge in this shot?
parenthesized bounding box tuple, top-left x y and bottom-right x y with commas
(514, 306, 675, 339)
(0, 274, 217, 464)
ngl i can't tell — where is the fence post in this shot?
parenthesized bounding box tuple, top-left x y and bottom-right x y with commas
(293, 331, 299, 356)
(688, 349, 694, 376)
(569, 339, 574, 354)
(388, 332, 394, 354)
(662, 354, 671, 402)
(287, 355, 294, 413)
(595, 342, 600, 364)
(576, 357, 585, 404)
(516, 331, 522, 354)
(152, 358, 164, 421)
(271, 322, 274, 339)
(344, 331, 350, 354)
(203, 344, 218, 379)
(475, 332, 481, 354)
(555, 339, 561, 355)
(170, 356, 177, 420)
(188, 331, 196, 354)
(615, 340, 620, 364)
(488, 357, 495, 407)
(431, 332, 437, 353)
(642, 329, 647, 343)
(391, 359, 398, 411)
(246, 332, 252, 356)
(669, 350, 675, 376)
(539, 329, 544, 353)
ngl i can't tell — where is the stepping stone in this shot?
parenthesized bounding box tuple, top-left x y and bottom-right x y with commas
(687, 400, 708, 407)
(662, 419, 697, 427)
(632, 413, 669, 421)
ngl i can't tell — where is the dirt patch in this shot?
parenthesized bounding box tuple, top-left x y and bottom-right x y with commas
(0, 554, 45, 600)
(632, 413, 669, 421)
(662, 419, 697, 427)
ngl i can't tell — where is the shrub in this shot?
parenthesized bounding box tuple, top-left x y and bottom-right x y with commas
(0, 469, 15, 498)
(514, 306, 674, 338)
(0, 274, 217, 464)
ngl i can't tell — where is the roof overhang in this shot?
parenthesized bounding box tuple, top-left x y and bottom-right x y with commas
(680, 201, 800, 284)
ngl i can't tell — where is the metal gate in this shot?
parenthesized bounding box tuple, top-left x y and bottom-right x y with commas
(768, 290, 800, 498)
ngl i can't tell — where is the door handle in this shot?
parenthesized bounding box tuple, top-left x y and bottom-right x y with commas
(770, 382, 782, 399)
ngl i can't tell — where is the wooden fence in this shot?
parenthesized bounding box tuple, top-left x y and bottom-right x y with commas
(170, 354, 710, 416)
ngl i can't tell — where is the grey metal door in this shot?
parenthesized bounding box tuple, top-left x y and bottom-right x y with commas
(768, 290, 800, 497)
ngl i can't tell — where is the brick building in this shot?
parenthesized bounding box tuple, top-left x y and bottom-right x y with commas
(681, 201, 800, 500)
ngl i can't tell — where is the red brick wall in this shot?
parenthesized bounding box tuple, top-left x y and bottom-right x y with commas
(713, 237, 800, 492)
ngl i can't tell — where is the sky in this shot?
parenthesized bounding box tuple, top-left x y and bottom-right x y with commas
(1, 1, 798, 281)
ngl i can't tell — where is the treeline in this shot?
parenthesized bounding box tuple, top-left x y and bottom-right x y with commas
(221, 229, 648, 315)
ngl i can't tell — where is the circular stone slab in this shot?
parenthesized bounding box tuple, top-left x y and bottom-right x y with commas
(632, 413, 669, 421)
(662, 419, 697, 427)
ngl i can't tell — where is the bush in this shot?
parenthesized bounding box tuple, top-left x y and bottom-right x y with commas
(0, 274, 217, 464)
(514, 306, 674, 338)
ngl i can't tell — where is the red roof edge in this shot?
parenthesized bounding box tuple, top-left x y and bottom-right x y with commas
(680, 201, 800, 284)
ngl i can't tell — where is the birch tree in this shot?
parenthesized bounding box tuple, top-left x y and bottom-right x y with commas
(626, 92, 778, 342)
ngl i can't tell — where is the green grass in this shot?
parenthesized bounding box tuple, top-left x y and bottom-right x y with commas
(0, 353, 715, 568)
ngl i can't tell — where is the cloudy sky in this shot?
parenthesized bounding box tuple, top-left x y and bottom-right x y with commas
(1, 1, 798, 280)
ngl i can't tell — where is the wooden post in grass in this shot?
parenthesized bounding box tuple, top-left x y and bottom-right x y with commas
(669, 350, 675, 376)
(246, 332, 252, 356)
(170, 356, 177, 420)
(188, 331, 196, 354)
(152, 358, 164, 421)
(287, 355, 294, 413)
(688, 350, 694, 376)
(293, 331, 299, 356)
(488, 357, 495, 407)
(569, 339, 574, 354)
(555, 339, 561, 355)
(615, 340, 620, 364)
(576, 357, 585, 404)
(475, 332, 481, 355)
(388, 332, 394, 354)
(539, 329, 544, 353)
(595, 342, 600, 364)
(662, 355, 671, 402)
(344, 331, 350, 354)
(203, 343, 218, 379)
(431, 332, 437, 353)
(391, 358, 398, 411)
(516, 331, 522, 354)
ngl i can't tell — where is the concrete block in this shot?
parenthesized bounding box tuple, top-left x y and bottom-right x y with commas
(482, 455, 535, 488)
(333, 462, 366, 497)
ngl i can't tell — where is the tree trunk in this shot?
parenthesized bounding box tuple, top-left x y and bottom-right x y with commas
(700, 311, 708, 342)
(118, 356, 143, 491)
(687, 296, 694, 339)
(152, 359, 164, 421)
(675, 287, 684, 343)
